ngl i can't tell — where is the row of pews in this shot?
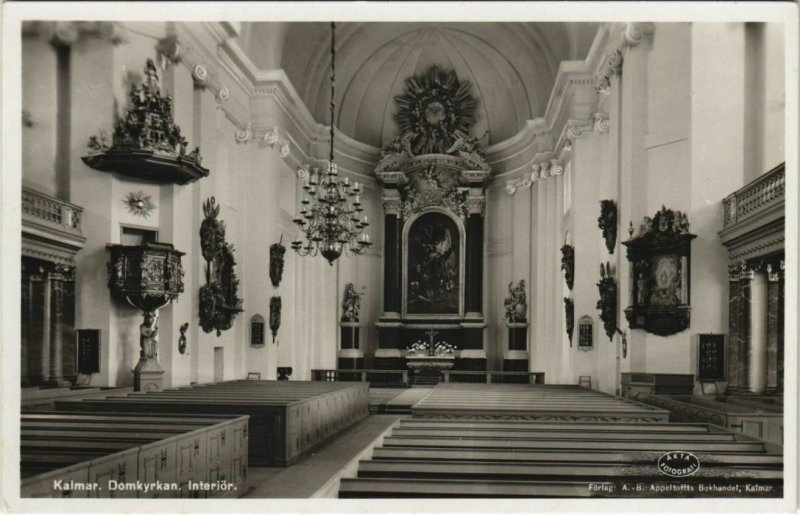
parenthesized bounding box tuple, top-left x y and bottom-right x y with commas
(22, 380, 370, 498)
(339, 384, 783, 498)
(411, 383, 670, 422)
(21, 412, 248, 498)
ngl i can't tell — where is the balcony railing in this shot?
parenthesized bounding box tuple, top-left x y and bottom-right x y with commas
(722, 163, 785, 228)
(22, 187, 84, 235)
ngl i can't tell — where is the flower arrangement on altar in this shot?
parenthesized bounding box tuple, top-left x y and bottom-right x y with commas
(434, 341, 457, 355)
(406, 340, 457, 356)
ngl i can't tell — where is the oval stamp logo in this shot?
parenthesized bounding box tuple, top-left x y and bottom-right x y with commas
(658, 451, 700, 477)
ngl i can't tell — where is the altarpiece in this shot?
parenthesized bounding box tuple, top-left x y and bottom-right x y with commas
(374, 67, 491, 371)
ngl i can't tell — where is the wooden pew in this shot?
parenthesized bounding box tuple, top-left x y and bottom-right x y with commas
(21, 412, 248, 499)
(55, 380, 370, 466)
(339, 384, 783, 498)
(411, 384, 670, 422)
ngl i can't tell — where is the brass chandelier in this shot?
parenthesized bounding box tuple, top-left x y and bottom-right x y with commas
(292, 22, 372, 266)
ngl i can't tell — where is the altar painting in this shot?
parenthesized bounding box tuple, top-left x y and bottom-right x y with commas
(406, 211, 461, 315)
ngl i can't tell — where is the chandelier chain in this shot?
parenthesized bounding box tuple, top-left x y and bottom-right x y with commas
(291, 21, 372, 265)
(329, 21, 336, 163)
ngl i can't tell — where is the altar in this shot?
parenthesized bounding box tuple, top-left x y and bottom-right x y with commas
(372, 67, 491, 373)
(405, 328, 457, 385)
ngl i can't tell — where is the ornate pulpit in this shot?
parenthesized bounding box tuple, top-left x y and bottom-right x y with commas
(374, 66, 490, 371)
(107, 242, 184, 391)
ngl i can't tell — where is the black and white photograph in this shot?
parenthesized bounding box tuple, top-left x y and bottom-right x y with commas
(1, 2, 797, 513)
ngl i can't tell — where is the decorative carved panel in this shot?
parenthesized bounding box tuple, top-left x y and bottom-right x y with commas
(199, 197, 242, 336)
(623, 206, 696, 336)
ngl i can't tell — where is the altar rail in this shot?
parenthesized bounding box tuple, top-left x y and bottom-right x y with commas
(312, 369, 409, 386)
(445, 371, 545, 385)
(722, 162, 784, 228)
(311, 369, 545, 386)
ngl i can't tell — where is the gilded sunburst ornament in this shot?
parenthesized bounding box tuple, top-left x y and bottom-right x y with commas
(393, 66, 477, 155)
(124, 191, 156, 218)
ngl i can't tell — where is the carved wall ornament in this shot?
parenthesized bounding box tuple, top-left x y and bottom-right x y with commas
(595, 74, 612, 95)
(83, 59, 208, 185)
(269, 296, 282, 342)
(199, 197, 243, 336)
(393, 66, 478, 155)
(530, 163, 542, 181)
(341, 283, 365, 322)
(123, 191, 156, 218)
(269, 236, 286, 288)
(504, 280, 528, 323)
(564, 297, 575, 345)
(550, 159, 564, 176)
(505, 175, 533, 195)
(561, 243, 575, 291)
(178, 322, 189, 354)
(235, 126, 251, 144)
(598, 199, 618, 254)
(296, 164, 311, 181)
(192, 64, 208, 86)
(593, 24, 649, 97)
(622, 206, 696, 336)
(400, 166, 469, 219)
(596, 262, 618, 342)
(264, 126, 280, 145)
(156, 36, 182, 65)
(623, 23, 646, 46)
(216, 86, 230, 103)
(594, 112, 610, 133)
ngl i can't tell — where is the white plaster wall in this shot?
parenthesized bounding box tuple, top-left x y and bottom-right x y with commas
(485, 181, 513, 371)
(21, 34, 58, 196)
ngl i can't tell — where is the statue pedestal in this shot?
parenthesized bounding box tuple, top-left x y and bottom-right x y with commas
(505, 322, 529, 372)
(133, 357, 164, 392)
(339, 322, 363, 369)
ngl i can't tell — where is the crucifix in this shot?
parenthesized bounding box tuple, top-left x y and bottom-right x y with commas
(425, 328, 439, 356)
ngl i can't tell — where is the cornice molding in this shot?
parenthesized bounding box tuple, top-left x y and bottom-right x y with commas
(154, 22, 629, 180)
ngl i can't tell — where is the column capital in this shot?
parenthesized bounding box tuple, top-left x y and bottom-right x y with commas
(466, 196, 486, 216)
(767, 263, 780, 282)
(728, 262, 741, 281)
(382, 188, 402, 216)
(28, 21, 129, 47)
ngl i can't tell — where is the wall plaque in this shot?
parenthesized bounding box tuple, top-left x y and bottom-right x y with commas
(577, 315, 593, 351)
(76, 329, 101, 374)
(697, 334, 726, 382)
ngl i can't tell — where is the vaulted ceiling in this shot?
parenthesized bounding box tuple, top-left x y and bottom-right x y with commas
(238, 22, 599, 149)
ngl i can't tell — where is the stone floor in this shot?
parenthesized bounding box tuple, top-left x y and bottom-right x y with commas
(369, 387, 432, 413)
(243, 413, 403, 498)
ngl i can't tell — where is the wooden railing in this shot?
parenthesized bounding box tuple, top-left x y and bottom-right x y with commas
(312, 369, 409, 386)
(22, 186, 84, 235)
(722, 163, 785, 228)
(444, 371, 546, 385)
(311, 369, 545, 386)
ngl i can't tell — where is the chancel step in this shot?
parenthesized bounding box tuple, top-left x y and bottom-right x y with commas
(339, 384, 782, 498)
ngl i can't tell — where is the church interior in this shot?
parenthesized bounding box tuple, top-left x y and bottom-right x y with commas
(9, 16, 792, 505)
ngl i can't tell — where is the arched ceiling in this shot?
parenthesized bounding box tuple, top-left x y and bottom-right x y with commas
(239, 22, 599, 149)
